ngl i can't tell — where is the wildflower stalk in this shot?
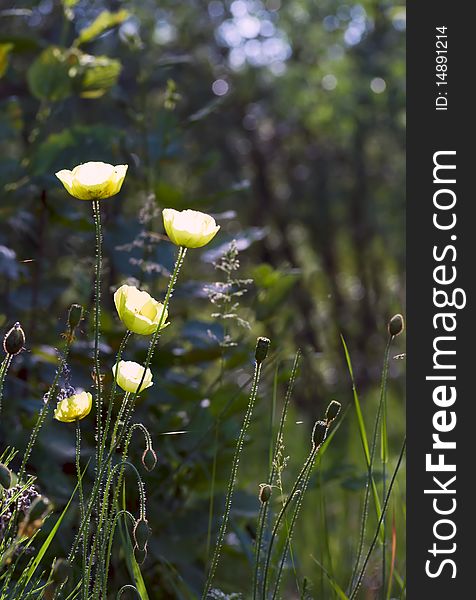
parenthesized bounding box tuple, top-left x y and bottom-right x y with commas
(202, 349, 265, 600)
(75, 420, 86, 585)
(77, 246, 187, 597)
(261, 446, 317, 600)
(253, 351, 301, 600)
(92, 200, 104, 470)
(349, 437, 406, 600)
(348, 336, 393, 592)
(271, 446, 322, 599)
(99, 331, 132, 467)
(380, 337, 392, 599)
(0, 354, 13, 416)
(18, 338, 74, 481)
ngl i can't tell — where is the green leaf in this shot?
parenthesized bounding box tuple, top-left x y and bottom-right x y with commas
(77, 54, 122, 98)
(74, 10, 129, 46)
(0, 43, 13, 78)
(27, 47, 73, 101)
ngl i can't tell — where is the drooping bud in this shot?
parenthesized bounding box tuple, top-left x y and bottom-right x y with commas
(388, 314, 404, 337)
(68, 304, 84, 331)
(27, 495, 52, 522)
(133, 518, 151, 552)
(134, 545, 148, 565)
(312, 420, 328, 450)
(52, 559, 72, 584)
(0, 463, 12, 489)
(3, 322, 25, 356)
(255, 337, 270, 364)
(141, 447, 157, 472)
(259, 484, 272, 504)
(325, 401, 341, 424)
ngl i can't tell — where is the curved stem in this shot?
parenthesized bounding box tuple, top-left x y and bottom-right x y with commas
(202, 360, 263, 600)
(0, 354, 13, 416)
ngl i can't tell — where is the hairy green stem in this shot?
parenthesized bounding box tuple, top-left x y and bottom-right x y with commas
(272, 442, 325, 599)
(0, 354, 13, 416)
(348, 336, 393, 592)
(380, 337, 392, 599)
(92, 200, 103, 470)
(253, 351, 300, 600)
(18, 339, 73, 481)
(202, 360, 263, 600)
(350, 438, 406, 600)
(261, 442, 320, 600)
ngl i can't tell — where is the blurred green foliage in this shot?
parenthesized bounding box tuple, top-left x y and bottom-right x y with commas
(0, 0, 405, 598)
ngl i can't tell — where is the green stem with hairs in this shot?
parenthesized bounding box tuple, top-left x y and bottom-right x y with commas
(18, 338, 73, 481)
(253, 351, 301, 600)
(348, 336, 393, 592)
(99, 331, 131, 466)
(92, 200, 103, 470)
(202, 359, 264, 600)
(350, 438, 406, 600)
(0, 354, 13, 416)
(261, 443, 320, 600)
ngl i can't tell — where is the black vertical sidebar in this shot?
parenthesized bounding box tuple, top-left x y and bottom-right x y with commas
(407, 2, 473, 597)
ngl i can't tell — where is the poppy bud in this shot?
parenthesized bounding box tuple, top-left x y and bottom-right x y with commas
(133, 518, 151, 552)
(134, 545, 148, 565)
(325, 400, 341, 424)
(141, 447, 157, 472)
(259, 484, 272, 504)
(3, 322, 25, 356)
(0, 463, 12, 489)
(312, 420, 328, 449)
(388, 314, 405, 337)
(52, 559, 71, 584)
(27, 496, 52, 522)
(68, 304, 83, 331)
(255, 337, 270, 364)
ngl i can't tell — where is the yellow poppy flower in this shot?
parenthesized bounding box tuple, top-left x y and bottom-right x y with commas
(112, 361, 153, 394)
(114, 285, 169, 335)
(54, 391, 92, 423)
(162, 208, 220, 248)
(55, 162, 128, 200)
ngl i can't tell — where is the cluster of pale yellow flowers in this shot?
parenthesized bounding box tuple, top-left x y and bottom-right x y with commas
(53, 162, 220, 422)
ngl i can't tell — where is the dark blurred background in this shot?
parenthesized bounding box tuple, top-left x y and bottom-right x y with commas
(0, 1, 405, 597)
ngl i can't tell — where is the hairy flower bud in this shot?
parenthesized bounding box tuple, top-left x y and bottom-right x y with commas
(255, 337, 270, 364)
(52, 559, 72, 584)
(133, 518, 151, 552)
(134, 545, 148, 565)
(3, 322, 25, 356)
(27, 496, 52, 522)
(325, 400, 341, 424)
(259, 484, 272, 504)
(388, 314, 405, 337)
(68, 304, 83, 331)
(0, 463, 12, 489)
(141, 447, 157, 472)
(312, 420, 328, 449)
